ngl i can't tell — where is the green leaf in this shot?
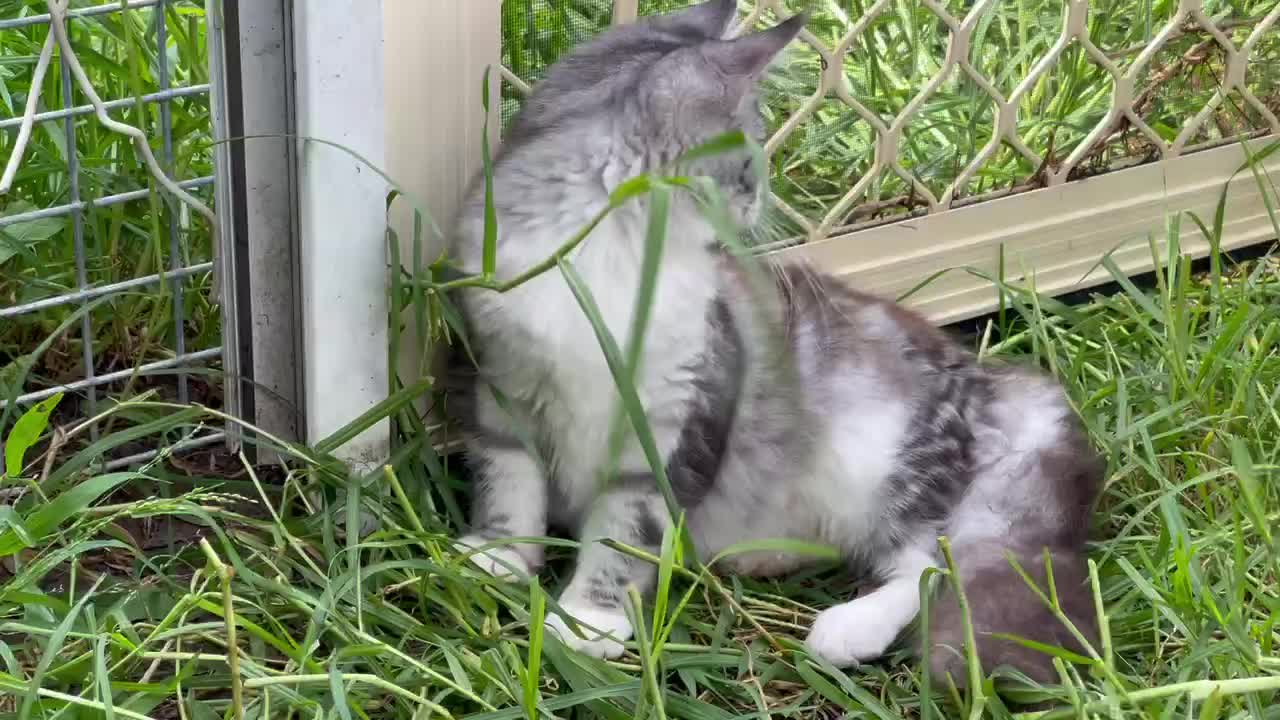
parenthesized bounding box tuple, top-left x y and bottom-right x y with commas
(481, 65, 498, 279)
(1198, 686, 1224, 720)
(524, 578, 547, 720)
(43, 407, 204, 494)
(93, 617, 117, 720)
(313, 376, 435, 456)
(185, 696, 221, 720)
(675, 129, 747, 166)
(4, 392, 62, 478)
(0, 472, 141, 557)
(0, 210, 63, 266)
(795, 660, 862, 715)
(0, 507, 33, 551)
(1, 298, 109, 437)
(329, 661, 355, 720)
(708, 538, 841, 566)
(987, 632, 1095, 665)
(556, 259, 681, 526)
(603, 184, 670, 483)
(1100, 253, 1165, 324)
(1231, 439, 1271, 547)
(466, 680, 643, 720)
(19, 577, 104, 720)
(798, 657, 902, 720)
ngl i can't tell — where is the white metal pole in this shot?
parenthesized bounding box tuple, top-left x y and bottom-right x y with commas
(293, 0, 389, 468)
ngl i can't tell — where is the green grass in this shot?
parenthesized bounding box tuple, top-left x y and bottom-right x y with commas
(2, 128, 1279, 718)
(1, 1, 217, 395)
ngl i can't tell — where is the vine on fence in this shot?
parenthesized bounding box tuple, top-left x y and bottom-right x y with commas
(0, 1, 216, 232)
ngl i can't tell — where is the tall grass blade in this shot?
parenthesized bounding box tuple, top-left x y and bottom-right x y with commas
(556, 258, 680, 521)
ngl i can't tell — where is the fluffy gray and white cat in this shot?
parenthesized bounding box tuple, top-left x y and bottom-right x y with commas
(448, 0, 1101, 685)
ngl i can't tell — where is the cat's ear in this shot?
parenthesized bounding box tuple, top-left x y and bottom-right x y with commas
(702, 13, 806, 79)
(652, 0, 738, 39)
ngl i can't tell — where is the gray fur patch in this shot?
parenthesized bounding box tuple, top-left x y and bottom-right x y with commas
(665, 297, 745, 508)
(633, 500, 664, 548)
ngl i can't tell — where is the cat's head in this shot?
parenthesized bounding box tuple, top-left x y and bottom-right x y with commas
(504, 0, 805, 230)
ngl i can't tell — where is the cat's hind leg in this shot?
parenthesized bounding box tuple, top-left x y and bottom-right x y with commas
(805, 543, 936, 666)
(545, 475, 669, 659)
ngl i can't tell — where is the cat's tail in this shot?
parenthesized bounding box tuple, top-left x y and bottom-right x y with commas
(927, 373, 1104, 689)
(926, 541, 1099, 688)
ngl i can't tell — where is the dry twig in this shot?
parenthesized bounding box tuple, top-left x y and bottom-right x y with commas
(42, 0, 216, 225)
(0, 10, 59, 194)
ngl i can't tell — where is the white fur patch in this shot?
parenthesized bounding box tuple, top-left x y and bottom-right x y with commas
(987, 379, 1069, 455)
(806, 593, 906, 666)
(947, 505, 1012, 547)
(455, 535, 530, 582)
(810, 374, 911, 548)
(950, 376, 1073, 546)
(487, 207, 720, 518)
(545, 601, 633, 659)
(805, 547, 934, 666)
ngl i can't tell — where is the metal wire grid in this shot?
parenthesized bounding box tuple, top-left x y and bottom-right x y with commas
(0, 1, 218, 432)
(500, 0, 1280, 244)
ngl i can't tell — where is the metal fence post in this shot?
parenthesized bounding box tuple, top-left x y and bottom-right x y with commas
(293, 0, 389, 467)
(208, 0, 304, 457)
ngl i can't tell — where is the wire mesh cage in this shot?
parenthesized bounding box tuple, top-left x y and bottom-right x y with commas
(499, 0, 1280, 245)
(0, 0, 221, 443)
(3, 0, 1278, 458)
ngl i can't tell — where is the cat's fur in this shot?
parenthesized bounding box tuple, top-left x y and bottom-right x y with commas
(447, 0, 1101, 686)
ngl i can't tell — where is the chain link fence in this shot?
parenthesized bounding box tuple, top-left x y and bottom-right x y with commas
(500, 0, 1280, 245)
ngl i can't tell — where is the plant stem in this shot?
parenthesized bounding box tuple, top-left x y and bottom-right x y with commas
(200, 538, 244, 720)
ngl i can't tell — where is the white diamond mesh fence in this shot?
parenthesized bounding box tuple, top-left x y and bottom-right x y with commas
(499, 0, 1280, 245)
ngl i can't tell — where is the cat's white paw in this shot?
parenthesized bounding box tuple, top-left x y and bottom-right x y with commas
(805, 597, 904, 667)
(455, 535, 530, 582)
(544, 603, 632, 659)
